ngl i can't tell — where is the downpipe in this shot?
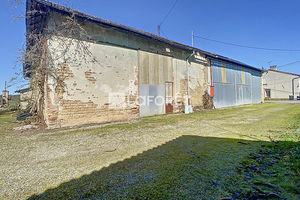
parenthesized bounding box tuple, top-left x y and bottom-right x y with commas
(185, 51, 196, 114)
(292, 76, 300, 99)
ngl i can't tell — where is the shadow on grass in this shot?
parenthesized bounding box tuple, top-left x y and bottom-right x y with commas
(28, 136, 299, 200)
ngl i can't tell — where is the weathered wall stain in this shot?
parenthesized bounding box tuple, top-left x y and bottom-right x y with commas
(46, 35, 139, 128)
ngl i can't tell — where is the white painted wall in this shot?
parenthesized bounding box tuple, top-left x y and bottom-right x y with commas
(263, 70, 300, 99)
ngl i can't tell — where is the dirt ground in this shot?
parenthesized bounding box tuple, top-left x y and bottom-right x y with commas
(0, 103, 299, 199)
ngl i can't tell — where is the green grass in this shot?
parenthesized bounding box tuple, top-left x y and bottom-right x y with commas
(25, 103, 300, 200)
(0, 110, 19, 134)
(236, 108, 300, 199)
(264, 98, 290, 101)
(238, 141, 300, 198)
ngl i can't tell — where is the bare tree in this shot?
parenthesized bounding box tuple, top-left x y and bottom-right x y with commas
(9, 0, 96, 123)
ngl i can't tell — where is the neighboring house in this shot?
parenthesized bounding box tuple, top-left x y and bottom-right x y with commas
(263, 66, 300, 99)
(25, 0, 263, 128)
(15, 88, 31, 110)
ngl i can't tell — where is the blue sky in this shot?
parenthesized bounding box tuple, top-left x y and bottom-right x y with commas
(1, 0, 300, 93)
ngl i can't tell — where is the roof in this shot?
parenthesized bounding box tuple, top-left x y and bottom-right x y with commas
(27, 0, 263, 72)
(267, 69, 300, 77)
(15, 88, 30, 93)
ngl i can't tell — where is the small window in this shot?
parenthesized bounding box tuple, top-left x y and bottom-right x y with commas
(265, 89, 271, 98)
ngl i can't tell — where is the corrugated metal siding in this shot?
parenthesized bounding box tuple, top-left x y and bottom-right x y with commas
(212, 60, 261, 108)
(252, 71, 262, 104)
(213, 83, 236, 107)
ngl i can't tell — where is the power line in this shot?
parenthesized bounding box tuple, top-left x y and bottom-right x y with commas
(277, 60, 300, 68)
(159, 0, 179, 26)
(193, 35, 300, 52)
(158, 0, 179, 35)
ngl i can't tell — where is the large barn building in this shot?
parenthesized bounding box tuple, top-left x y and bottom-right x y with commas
(26, 0, 263, 128)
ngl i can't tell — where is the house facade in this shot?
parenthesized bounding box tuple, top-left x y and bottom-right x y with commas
(263, 67, 300, 99)
(26, 0, 263, 128)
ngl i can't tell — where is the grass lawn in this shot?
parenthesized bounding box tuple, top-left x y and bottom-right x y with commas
(0, 103, 299, 199)
(0, 110, 20, 134)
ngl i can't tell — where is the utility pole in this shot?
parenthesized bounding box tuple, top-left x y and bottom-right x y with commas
(2, 81, 9, 107)
(158, 25, 161, 36)
(192, 31, 194, 47)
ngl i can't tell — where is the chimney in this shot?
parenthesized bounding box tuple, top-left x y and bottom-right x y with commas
(270, 65, 277, 70)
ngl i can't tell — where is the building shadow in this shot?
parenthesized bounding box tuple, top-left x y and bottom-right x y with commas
(28, 136, 297, 200)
